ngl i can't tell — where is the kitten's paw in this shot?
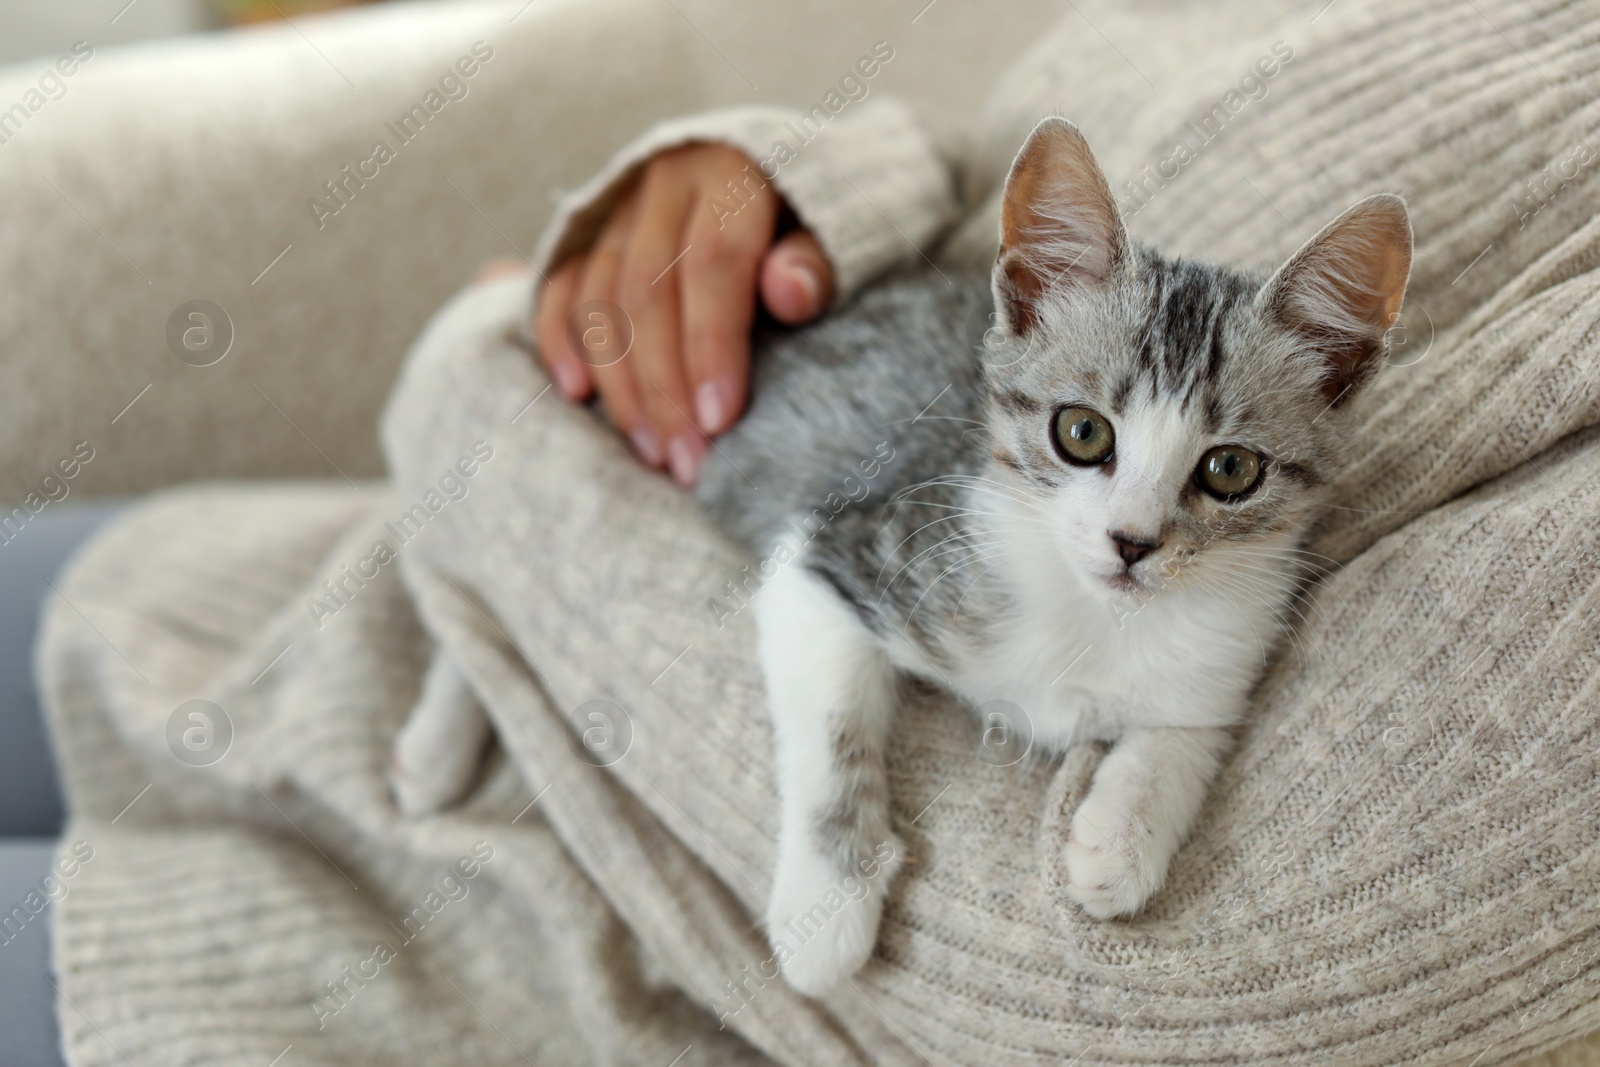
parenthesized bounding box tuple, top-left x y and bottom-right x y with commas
(770, 896, 881, 997)
(389, 658, 492, 817)
(1063, 794, 1163, 920)
(389, 746, 478, 817)
(766, 842, 900, 997)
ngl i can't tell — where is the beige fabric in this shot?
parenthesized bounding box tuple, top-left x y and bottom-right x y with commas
(30, 0, 1600, 1063)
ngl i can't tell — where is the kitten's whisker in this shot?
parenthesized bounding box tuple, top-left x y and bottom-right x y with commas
(874, 492, 1048, 592)
(888, 502, 1021, 530)
(952, 566, 992, 618)
(1307, 501, 1437, 517)
(957, 473, 1050, 500)
(1212, 559, 1313, 593)
(1227, 545, 1345, 575)
(914, 539, 1021, 572)
(1212, 566, 1316, 625)
(891, 475, 967, 501)
(895, 474, 1046, 514)
(878, 531, 984, 596)
(908, 547, 1014, 623)
(886, 531, 1050, 589)
(1223, 555, 1352, 621)
(882, 414, 985, 428)
(875, 514, 975, 581)
(1206, 571, 1339, 671)
(885, 500, 989, 514)
(1225, 542, 1340, 564)
(1197, 575, 1282, 666)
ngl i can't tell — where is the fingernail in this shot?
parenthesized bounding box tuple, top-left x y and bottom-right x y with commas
(667, 436, 702, 487)
(630, 425, 663, 467)
(790, 260, 822, 312)
(552, 359, 585, 400)
(695, 379, 729, 433)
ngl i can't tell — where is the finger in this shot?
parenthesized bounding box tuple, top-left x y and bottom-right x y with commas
(534, 260, 590, 400)
(760, 229, 834, 325)
(618, 162, 704, 485)
(679, 183, 780, 437)
(576, 195, 662, 467)
(475, 257, 532, 285)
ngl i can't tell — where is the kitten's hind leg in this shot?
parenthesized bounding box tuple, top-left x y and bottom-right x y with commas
(391, 652, 493, 816)
(756, 562, 903, 996)
(1064, 725, 1232, 919)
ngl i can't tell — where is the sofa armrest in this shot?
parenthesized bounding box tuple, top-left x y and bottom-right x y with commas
(0, 0, 544, 502)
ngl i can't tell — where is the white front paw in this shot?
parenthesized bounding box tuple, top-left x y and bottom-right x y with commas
(766, 843, 898, 997)
(1064, 792, 1164, 920)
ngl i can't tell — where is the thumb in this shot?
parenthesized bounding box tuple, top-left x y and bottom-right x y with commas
(759, 230, 834, 325)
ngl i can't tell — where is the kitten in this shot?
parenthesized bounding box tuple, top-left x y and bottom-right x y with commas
(693, 117, 1412, 995)
(391, 116, 1411, 998)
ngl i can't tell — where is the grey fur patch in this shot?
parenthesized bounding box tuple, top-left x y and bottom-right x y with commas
(695, 272, 998, 662)
(813, 716, 893, 874)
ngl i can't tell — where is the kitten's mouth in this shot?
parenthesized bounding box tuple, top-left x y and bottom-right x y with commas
(1100, 552, 1190, 596)
(1102, 568, 1144, 594)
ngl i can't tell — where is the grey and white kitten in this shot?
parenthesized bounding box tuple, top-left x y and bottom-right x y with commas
(694, 117, 1412, 995)
(393, 117, 1412, 999)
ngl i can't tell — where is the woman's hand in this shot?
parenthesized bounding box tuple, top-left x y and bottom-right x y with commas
(532, 144, 834, 485)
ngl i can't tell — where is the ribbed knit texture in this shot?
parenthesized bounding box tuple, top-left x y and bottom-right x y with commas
(530, 99, 959, 301)
(37, 0, 1600, 1063)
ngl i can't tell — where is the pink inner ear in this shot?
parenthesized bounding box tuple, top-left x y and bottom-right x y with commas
(999, 255, 1048, 336)
(1264, 195, 1412, 404)
(996, 119, 1127, 335)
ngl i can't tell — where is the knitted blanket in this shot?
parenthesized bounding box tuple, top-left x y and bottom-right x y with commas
(38, 1, 1600, 1064)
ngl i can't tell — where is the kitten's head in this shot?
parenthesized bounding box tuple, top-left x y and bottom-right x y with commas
(982, 117, 1411, 602)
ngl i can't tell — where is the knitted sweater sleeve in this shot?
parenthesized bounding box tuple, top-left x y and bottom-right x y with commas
(528, 98, 960, 301)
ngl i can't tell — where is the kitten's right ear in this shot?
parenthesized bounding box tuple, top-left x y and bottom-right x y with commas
(993, 117, 1130, 336)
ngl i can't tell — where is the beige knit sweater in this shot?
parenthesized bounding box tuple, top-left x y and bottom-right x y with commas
(36, 0, 1600, 1064)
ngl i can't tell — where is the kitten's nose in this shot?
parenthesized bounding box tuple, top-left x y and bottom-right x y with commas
(1109, 531, 1160, 567)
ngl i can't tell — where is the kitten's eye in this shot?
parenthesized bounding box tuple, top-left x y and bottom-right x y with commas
(1052, 406, 1114, 465)
(1197, 446, 1263, 499)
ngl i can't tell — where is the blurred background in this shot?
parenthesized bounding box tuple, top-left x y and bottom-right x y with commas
(0, 0, 391, 65)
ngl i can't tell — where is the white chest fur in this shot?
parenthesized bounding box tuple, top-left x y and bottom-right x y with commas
(883, 497, 1298, 752)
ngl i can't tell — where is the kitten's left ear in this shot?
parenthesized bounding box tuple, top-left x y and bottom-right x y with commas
(994, 117, 1131, 336)
(1258, 193, 1413, 405)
